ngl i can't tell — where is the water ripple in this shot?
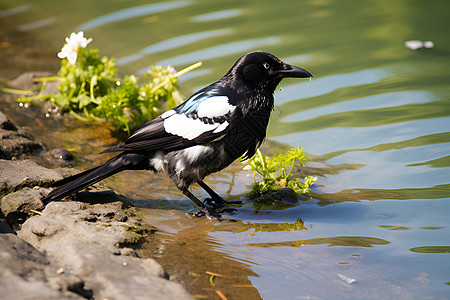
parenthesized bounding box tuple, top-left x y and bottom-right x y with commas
(272, 117, 450, 156)
(0, 5, 30, 18)
(77, 1, 190, 31)
(282, 90, 435, 123)
(141, 36, 280, 74)
(116, 29, 231, 66)
(275, 68, 390, 105)
(191, 9, 241, 22)
(18, 17, 55, 31)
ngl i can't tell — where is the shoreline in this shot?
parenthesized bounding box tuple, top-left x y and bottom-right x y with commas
(0, 108, 192, 299)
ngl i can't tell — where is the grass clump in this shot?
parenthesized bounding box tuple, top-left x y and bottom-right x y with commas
(242, 147, 317, 196)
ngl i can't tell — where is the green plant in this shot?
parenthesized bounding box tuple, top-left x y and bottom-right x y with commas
(8, 31, 200, 134)
(242, 147, 317, 196)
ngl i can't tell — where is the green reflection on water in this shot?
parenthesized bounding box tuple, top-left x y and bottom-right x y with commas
(213, 218, 307, 233)
(379, 225, 410, 230)
(247, 236, 390, 248)
(410, 246, 450, 254)
(271, 101, 450, 136)
(315, 183, 450, 205)
(408, 155, 450, 168)
(321, 132, 450, 161)
(421, 226, 445, 230)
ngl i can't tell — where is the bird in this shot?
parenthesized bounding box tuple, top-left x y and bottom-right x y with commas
(42, 51, 312, 218)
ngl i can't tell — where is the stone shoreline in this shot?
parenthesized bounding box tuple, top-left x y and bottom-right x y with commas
(0, 110, 192, 299)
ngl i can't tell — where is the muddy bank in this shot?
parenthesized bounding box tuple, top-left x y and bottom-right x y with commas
(0, 110, 192, 300)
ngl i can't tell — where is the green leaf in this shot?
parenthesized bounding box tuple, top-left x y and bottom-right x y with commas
(242, 147, 317, 196)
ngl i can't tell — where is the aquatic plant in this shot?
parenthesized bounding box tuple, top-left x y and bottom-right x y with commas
(10, 31, 200, 134)
(242, 147, 317, 196)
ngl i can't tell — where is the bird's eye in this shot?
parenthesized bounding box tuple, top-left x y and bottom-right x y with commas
(263, 62, 270, 69)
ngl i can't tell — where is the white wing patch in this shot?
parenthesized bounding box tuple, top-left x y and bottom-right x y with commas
(163, 113, 229, 140)
(161, 109, 176, 119)
(196, 96, 235, 118)
(128, 110, 175, 140)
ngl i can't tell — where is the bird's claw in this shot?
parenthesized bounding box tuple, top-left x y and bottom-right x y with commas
(193, 207, 222, 220)
(216, 207, 238, 214)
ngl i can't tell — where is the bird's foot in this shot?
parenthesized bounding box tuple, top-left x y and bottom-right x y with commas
(204, 197, 242, 208)
(215, 207, 238, 214)
(193, 206, 222, 220)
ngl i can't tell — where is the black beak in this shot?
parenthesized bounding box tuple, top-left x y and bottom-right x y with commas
(276, 64, 312, 78)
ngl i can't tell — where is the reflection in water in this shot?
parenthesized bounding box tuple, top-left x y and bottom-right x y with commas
(145, 37, 281, 74)
(116, 29, 231, 66)
(0, 5, 30, 18)
(77, 1, 190, 31)
(315, 184, 450, 205)
(138, 209, 262, 299)
(18, 17, 55, 31)
(213, 218, 307, 233)
(191, 9, 241, 22)
(409, 246, 450, 254)
(246, 236, 390, 248)
(282, 90, 434, 123)
(379, 225, 410, 230)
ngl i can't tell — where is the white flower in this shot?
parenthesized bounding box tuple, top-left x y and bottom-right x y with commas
(57, 31, 92, 65)
(166, 65, 177, 75)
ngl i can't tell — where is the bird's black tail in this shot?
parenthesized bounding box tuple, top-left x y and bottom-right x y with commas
(42, 153, 149, 204)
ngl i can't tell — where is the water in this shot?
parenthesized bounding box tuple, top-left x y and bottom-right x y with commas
(1, 0, 449, 298)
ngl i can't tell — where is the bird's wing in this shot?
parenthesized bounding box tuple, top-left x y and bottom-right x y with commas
(102, 89, 236, 153)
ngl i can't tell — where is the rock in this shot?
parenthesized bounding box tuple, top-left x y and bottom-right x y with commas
(1, 187, 48, 224)
(0, 111, 43, 159)
(0, 108, 193, 299)
(49, 148, 73, 161)
(0, 212, 14, 233)
(0, 129, 43, 159)
(0, 233, 89, 299)
(0, 159, 62, 196)
(0, 111, 18, 131)
(18, 201, 192, 300)
(268, 188, 299, 203)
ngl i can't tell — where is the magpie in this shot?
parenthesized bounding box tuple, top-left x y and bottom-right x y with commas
(42, 51, 312, 217)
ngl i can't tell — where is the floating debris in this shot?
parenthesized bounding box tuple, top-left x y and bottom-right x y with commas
(215, 289, 228, 300)
(405, 40, 435, 50)
(338, 273, 356, 284)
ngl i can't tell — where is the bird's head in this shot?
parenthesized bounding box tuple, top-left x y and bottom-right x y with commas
(224, 51, 312, 93)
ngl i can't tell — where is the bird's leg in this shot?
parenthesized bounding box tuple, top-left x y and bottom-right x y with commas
(181, 188, 220, 219)
(198, 181, 242, 208)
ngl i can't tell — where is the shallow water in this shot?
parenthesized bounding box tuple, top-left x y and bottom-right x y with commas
(1, 0, 449, 298)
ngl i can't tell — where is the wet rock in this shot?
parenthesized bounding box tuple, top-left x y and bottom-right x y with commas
(0, 129, 43, 159)
(36, 148, 75, 167)
(0, 111, 44, 159)
(0, 212, 14, 233)
(0, 111, 18, 131)
(18, 201, 192, 300)
(49, 148, 73, 161)
(0, 233, 89, 299)
(0, 159, 62, 196)
(1, 187, 48, 224)
(268, 188, 299, 203)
